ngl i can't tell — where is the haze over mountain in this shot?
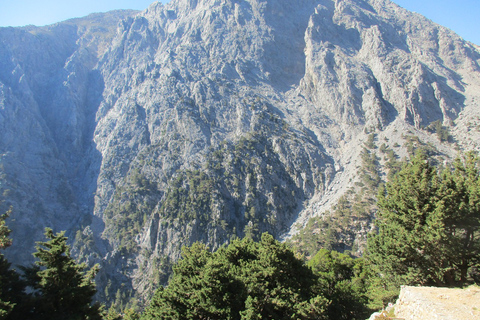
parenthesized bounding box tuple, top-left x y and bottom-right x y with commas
(0, 0, 479, 302)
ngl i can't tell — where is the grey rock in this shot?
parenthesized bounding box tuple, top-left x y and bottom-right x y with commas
(1, 0, 480, 302)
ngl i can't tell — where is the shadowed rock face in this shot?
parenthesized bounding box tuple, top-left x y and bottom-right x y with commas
(0, 10, 139, 264)
(1, 0, 480, 301)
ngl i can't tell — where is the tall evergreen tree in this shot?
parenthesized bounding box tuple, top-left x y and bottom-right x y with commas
(105, 305, 122, 320)
(0, 209, 26, 320)
(367, 151, 480, 306)
(0, 208, 12, 250)
(23, 228, 103, 320)
(308, 249, 370, 320)
(0, 210, 14, 319)
(142, 233, 329, 320)
(435, 151, 480, 284)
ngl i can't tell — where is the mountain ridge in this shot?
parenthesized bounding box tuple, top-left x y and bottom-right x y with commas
(1, 0, 480, 303)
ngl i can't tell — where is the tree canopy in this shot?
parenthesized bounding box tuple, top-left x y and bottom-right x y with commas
(367, 151, 480, 302)
(22, 228, 103, 320)
(142, 233, 331, 320)
(307, 249, 370, 320)
(0, 210, 20, 320)
(0, 208, 12, 250)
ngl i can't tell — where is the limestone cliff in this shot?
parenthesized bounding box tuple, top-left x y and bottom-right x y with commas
(1, 0, 480, 303)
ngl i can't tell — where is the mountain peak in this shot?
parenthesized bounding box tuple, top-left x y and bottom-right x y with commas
(1, 0, 480, 302)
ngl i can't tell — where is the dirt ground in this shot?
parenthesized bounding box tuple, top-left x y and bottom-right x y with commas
(394, 285, 480, 320)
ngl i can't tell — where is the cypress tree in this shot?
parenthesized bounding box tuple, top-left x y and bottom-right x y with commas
(142, 233, 329, 320)
(367, 151, 480, 306)
(0, 209, 26, 320)
(0, 210, 14, 319)
(23, 228, 103, 320)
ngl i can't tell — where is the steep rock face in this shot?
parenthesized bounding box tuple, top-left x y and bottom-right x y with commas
(301, 0, 473, 132)
(0, 10, 140, 264)
(92, 0, 336, 297)
(1, 0, 480, 303)
(90, 0, 480, 300)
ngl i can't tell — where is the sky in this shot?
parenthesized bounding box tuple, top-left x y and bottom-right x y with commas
(393, 0, 480, 45)
(0, 0, 478, 45)
(0, 0, 167, 27)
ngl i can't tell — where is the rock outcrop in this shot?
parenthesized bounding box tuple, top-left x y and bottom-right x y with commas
(1, 0, 480, 302)
(394, 286, 480, 319)
(0, 10, 139, 264)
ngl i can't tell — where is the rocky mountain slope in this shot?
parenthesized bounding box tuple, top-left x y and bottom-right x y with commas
(1, 0, 480, 303)
(0, 9, 139, 262)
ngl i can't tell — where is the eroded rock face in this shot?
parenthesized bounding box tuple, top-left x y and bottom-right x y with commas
(0, 10, 139, 263)
(1, 0, 480, 302)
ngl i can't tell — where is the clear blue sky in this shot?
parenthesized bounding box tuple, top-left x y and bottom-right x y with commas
(394, 0, 480, 45)
(0, 0, 478, 45)
(0, 0, 168, 27)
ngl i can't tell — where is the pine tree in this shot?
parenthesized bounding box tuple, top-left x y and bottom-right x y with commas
(0, 210, 14, 319)
(0, 209, 26, 320)
(105, 305, 121, 320)
(308, 249, 370, 320)
(435, 151, 480, 284)
(23, 228, 103, 320)
(142, 233, 329, 320)
(366, 151, 480, 306)
(122, 308, 140, 320)
(0, 209, 12, 250)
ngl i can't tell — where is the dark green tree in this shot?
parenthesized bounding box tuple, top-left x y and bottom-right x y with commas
(367, 151, 480, 306)
(0, 209, 12, 250)
(142, 233, 329, 320)
(0, 210, 14, 319)
(308, 249, 370, 320)
(435, 152, 480, 284)
(0, 209, 26, 320)
(23, 228, 103, 320)
(359, 147, 381, 190)
(431, 120, 450, 142)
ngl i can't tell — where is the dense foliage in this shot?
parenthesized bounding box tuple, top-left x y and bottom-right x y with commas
(0, 210, 22, 319)
(24, 228, 103, 320)
(0, 209, 11, 250)
(0, 255, 23, 320)
(307, 249, 370, 320)
(367, 151, 480, 305)
(142, 233, 330, 319)
(2, 147, 480, 319)
(0, 227, 103, 320)
(141, 233, 374, 320)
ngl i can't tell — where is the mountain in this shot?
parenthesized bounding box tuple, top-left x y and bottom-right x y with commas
(0, 9, 139, 261)
(1, 0, 480, 303)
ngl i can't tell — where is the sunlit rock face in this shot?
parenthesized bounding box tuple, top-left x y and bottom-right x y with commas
(1, 0, 479, 302)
